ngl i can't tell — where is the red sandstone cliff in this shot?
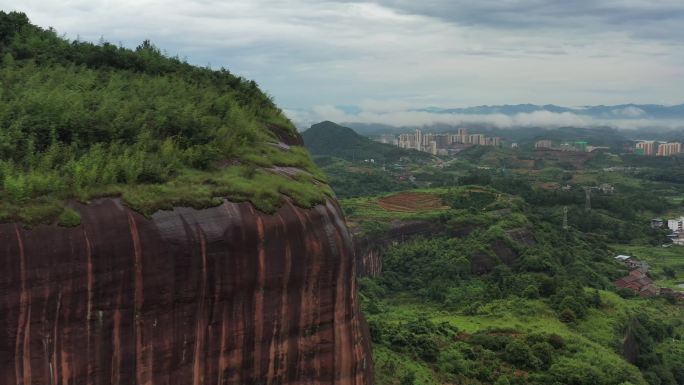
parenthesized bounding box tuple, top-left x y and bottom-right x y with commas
(0, 197, 372, 385)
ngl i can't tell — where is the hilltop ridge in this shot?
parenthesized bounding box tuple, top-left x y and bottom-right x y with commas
(0, 11, 330, 225)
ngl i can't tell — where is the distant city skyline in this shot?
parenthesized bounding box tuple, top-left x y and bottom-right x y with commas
(4, 1, 684, 130)
(392, 128, 500, 156)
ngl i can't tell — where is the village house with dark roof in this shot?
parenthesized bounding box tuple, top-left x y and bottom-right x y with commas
(614, 270, 659, 298)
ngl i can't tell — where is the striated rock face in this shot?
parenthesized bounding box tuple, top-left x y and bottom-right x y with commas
(354, 220, 443, 278)
(470, 241, 520, 275)
(0, 198, 372, 385)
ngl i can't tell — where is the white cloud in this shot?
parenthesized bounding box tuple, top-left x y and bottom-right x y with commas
(611, 106, 646, 117)
(290, 107, 589, 128)
(289, 104, 684, 131)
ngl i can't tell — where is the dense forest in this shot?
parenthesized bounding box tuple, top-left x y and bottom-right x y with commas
(307, 122, 684, 385)
(0, 11, 329, 225)
(352, 186, 684, 385)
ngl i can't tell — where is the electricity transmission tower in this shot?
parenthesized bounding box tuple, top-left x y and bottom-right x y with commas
(563, 206, 569, 230)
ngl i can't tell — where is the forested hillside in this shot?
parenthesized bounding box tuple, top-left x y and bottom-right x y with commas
(348, 186, 684, 385)
(303, 121, 430, 163)
(0, 11, 330, 225)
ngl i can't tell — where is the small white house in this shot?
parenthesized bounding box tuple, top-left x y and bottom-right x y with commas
(668, 217, 684, 233)
(615, 255, 631, 261)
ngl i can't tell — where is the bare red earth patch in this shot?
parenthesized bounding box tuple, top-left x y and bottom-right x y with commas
(377, 192, 448, 212)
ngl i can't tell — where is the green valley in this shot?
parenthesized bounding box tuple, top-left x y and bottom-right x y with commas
(306, 122, 684, 385)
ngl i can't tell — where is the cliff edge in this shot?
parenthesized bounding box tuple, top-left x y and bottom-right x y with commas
(1, 197, 372, 385)
(0, 11, 372, 385)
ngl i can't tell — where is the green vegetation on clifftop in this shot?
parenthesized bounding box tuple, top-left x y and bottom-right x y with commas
(0, 11, 330, 225)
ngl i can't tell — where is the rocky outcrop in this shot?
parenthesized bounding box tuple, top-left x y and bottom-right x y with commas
(356, 248, 384, 279)
(0, 198, 372, 385)
(267, 123, 305, 146)
(469, 251, 499, 275)
(622, 320, 640, 364)
(506, 228, 537, 246)
(469, 230, 535, 275)
(354, 220, 444, 278)
(491, 240, 518, 266)
(450, 222, 482, 238)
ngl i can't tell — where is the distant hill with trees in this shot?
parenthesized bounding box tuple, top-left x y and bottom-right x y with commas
(302, 121, 430, 163)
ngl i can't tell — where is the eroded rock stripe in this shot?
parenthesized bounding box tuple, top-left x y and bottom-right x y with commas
(0, 198, 372, 385)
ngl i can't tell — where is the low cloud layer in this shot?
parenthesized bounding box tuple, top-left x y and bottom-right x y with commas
(287, 104, 684, 131)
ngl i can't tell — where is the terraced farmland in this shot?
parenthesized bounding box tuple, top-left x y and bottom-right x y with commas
(377, 192, 448, 212)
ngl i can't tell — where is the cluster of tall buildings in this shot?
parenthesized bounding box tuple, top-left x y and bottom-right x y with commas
(635, 141, 681, 156)
(396, 128, 501, 155)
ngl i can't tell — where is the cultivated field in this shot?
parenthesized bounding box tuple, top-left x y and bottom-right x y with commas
(377, 192, 448, 212)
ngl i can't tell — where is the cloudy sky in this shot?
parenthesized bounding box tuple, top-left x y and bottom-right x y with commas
(3, 0, 684, 128)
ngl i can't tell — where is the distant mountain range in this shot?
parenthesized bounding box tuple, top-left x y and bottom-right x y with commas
(293, 103, 684, 140)
(418, 104, 684, 120)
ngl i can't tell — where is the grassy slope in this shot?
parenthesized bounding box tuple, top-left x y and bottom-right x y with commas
(0, 12, 330, 225)
(365, 292, 664, 385)
(365, 283, 684, 385)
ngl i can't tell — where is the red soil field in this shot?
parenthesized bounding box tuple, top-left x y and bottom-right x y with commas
(377, 192, 448, 212)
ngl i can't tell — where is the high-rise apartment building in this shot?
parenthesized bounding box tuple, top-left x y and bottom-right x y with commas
(415, 129, 422, 151)
(656, 142, 681, 157)
(636, 141, 656, 156)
